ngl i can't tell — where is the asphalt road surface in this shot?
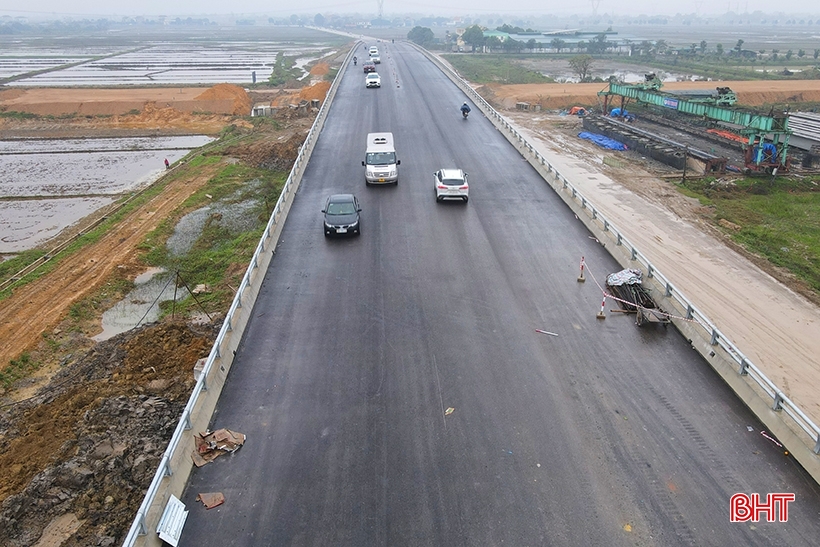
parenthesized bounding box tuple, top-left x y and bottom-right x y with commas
(179, 42, 820, 546)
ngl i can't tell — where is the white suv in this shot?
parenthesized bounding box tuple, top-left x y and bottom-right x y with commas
(365, 73, 381, 88)
(434, 168, 469, 203)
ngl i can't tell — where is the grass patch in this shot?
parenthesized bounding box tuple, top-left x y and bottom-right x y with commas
(0, 111, 39, 120)
(141, 161, 287, 313)
(678, 176, 820, 293)
(442, 54, 553, 84)
(0, 352, 38, 389)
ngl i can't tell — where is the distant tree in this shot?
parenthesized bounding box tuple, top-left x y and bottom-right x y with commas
(814, 48, 820, 59)
(313, 13, 325, 26)
(461, 25, 485, 52)
(785, 49, 793, 60)
(654, 39, 668, 55)
(798, 49, 805, 58)
(689, 43, 697, 56)
(485, 36, 502, 52)
(407, 26, 434, 46)
(588, 33, 609, 54)
(550, 38, 566, 53)
(716, 43, 724, 56)
(734, 39, 744, 54)
(568, 54, 594, 81)
(699, 40, 707, 54)
(527, 38, 538, 52)
(503, 38, 524, 53)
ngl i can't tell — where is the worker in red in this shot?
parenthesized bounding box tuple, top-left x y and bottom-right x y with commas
(164, 158, 170, 169)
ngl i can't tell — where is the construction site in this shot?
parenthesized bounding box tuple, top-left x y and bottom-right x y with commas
(1, 31, 820, 545)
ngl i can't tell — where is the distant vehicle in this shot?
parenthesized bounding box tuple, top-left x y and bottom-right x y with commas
(365, 73, 381, 88)
(363, 132, 399, 185)
(322, 194, 361, 237)
(371, 55, 381, 64)
(434, 168, 469, 203)
(369, 46, 379, 56)
(362, 62, 376, 73)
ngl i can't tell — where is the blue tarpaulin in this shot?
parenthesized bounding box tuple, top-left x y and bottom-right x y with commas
(578, 132, 628, 151)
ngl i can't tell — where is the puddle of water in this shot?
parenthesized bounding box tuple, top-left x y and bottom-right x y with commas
(93, 268, 189, 342)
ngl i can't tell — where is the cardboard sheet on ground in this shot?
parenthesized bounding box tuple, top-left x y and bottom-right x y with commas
(192, 428, 246, 467)
(196, 492, 225, 509)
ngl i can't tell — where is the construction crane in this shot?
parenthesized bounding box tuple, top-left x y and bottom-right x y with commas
(599, 76, 790, 173)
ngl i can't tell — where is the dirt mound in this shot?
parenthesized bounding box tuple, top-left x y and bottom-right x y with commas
(194, 83, 253, 115)
(310, 62, 330, 75)
(0, 321, 219, 547)
(223, 132, 306, 171)
(300, 81, 330, 102)
(269, 82, 330, 108)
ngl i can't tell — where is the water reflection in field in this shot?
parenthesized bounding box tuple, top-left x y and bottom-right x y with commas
(0, 135, 213, 253)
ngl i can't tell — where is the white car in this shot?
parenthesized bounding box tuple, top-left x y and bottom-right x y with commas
(434, 168, 469, 203)
(371, 54, 381, 64)
(365, 73, 381, 88)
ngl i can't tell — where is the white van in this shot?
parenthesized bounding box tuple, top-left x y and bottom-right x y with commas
(363, 132, 399, 185)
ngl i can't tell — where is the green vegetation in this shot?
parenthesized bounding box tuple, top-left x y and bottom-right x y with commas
(0, 111, 39, 120)
(678, 176, 820, 293)
(141, 161, 287, 314)
(268, 52, 302, 86)
(407, 26, 434, 47)
(441, 54, 553, 84)
(0, 352, 37, 389)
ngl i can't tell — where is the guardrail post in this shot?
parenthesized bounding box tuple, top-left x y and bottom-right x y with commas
(665, 282, 672, 297)
(686, 304, 693, 319)
(738, 358, 749, 376)
(814, 437, 820, 454)
(616, 233, 622, 246)
(581, 197, 586, 209)
(603, 220, 609, 231)
(710, 329, 719, 345)
(773, 391, 784, 411)
(647, 264, 654, 278)
(136, 513, 147, 535)
(162, 457, 173, 477)
(630, 247, 637, 260)
(572, 188, 577, 198)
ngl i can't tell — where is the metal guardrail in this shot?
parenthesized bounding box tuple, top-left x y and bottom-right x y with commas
(121, 44, 358, 546)
(414, 45, 820, 458)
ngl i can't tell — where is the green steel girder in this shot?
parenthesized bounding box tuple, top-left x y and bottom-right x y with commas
(601, 82, 789, 133)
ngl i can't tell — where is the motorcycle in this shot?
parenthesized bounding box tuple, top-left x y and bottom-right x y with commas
(461, 109, 469, 119)
(353, 57, 358, 66)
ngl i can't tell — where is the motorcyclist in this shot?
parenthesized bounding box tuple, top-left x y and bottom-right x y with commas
(460, 102, 471, 117)
(353, 56, 357, 65)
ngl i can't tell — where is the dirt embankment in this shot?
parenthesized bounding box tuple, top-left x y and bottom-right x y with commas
(0, 78, 329, 546)
(484, 79, 820, 109)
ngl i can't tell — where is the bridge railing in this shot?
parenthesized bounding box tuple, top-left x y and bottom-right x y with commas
(121, 43, 359, 547)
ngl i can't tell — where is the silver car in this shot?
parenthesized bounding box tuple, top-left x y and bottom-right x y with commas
(434, 168, 469, 203)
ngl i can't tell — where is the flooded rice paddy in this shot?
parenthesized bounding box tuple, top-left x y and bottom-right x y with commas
(0, 135, 213, 253)
(2, 42, 329, 86)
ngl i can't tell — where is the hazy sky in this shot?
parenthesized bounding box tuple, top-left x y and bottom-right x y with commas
(2, 1, 819, 18)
